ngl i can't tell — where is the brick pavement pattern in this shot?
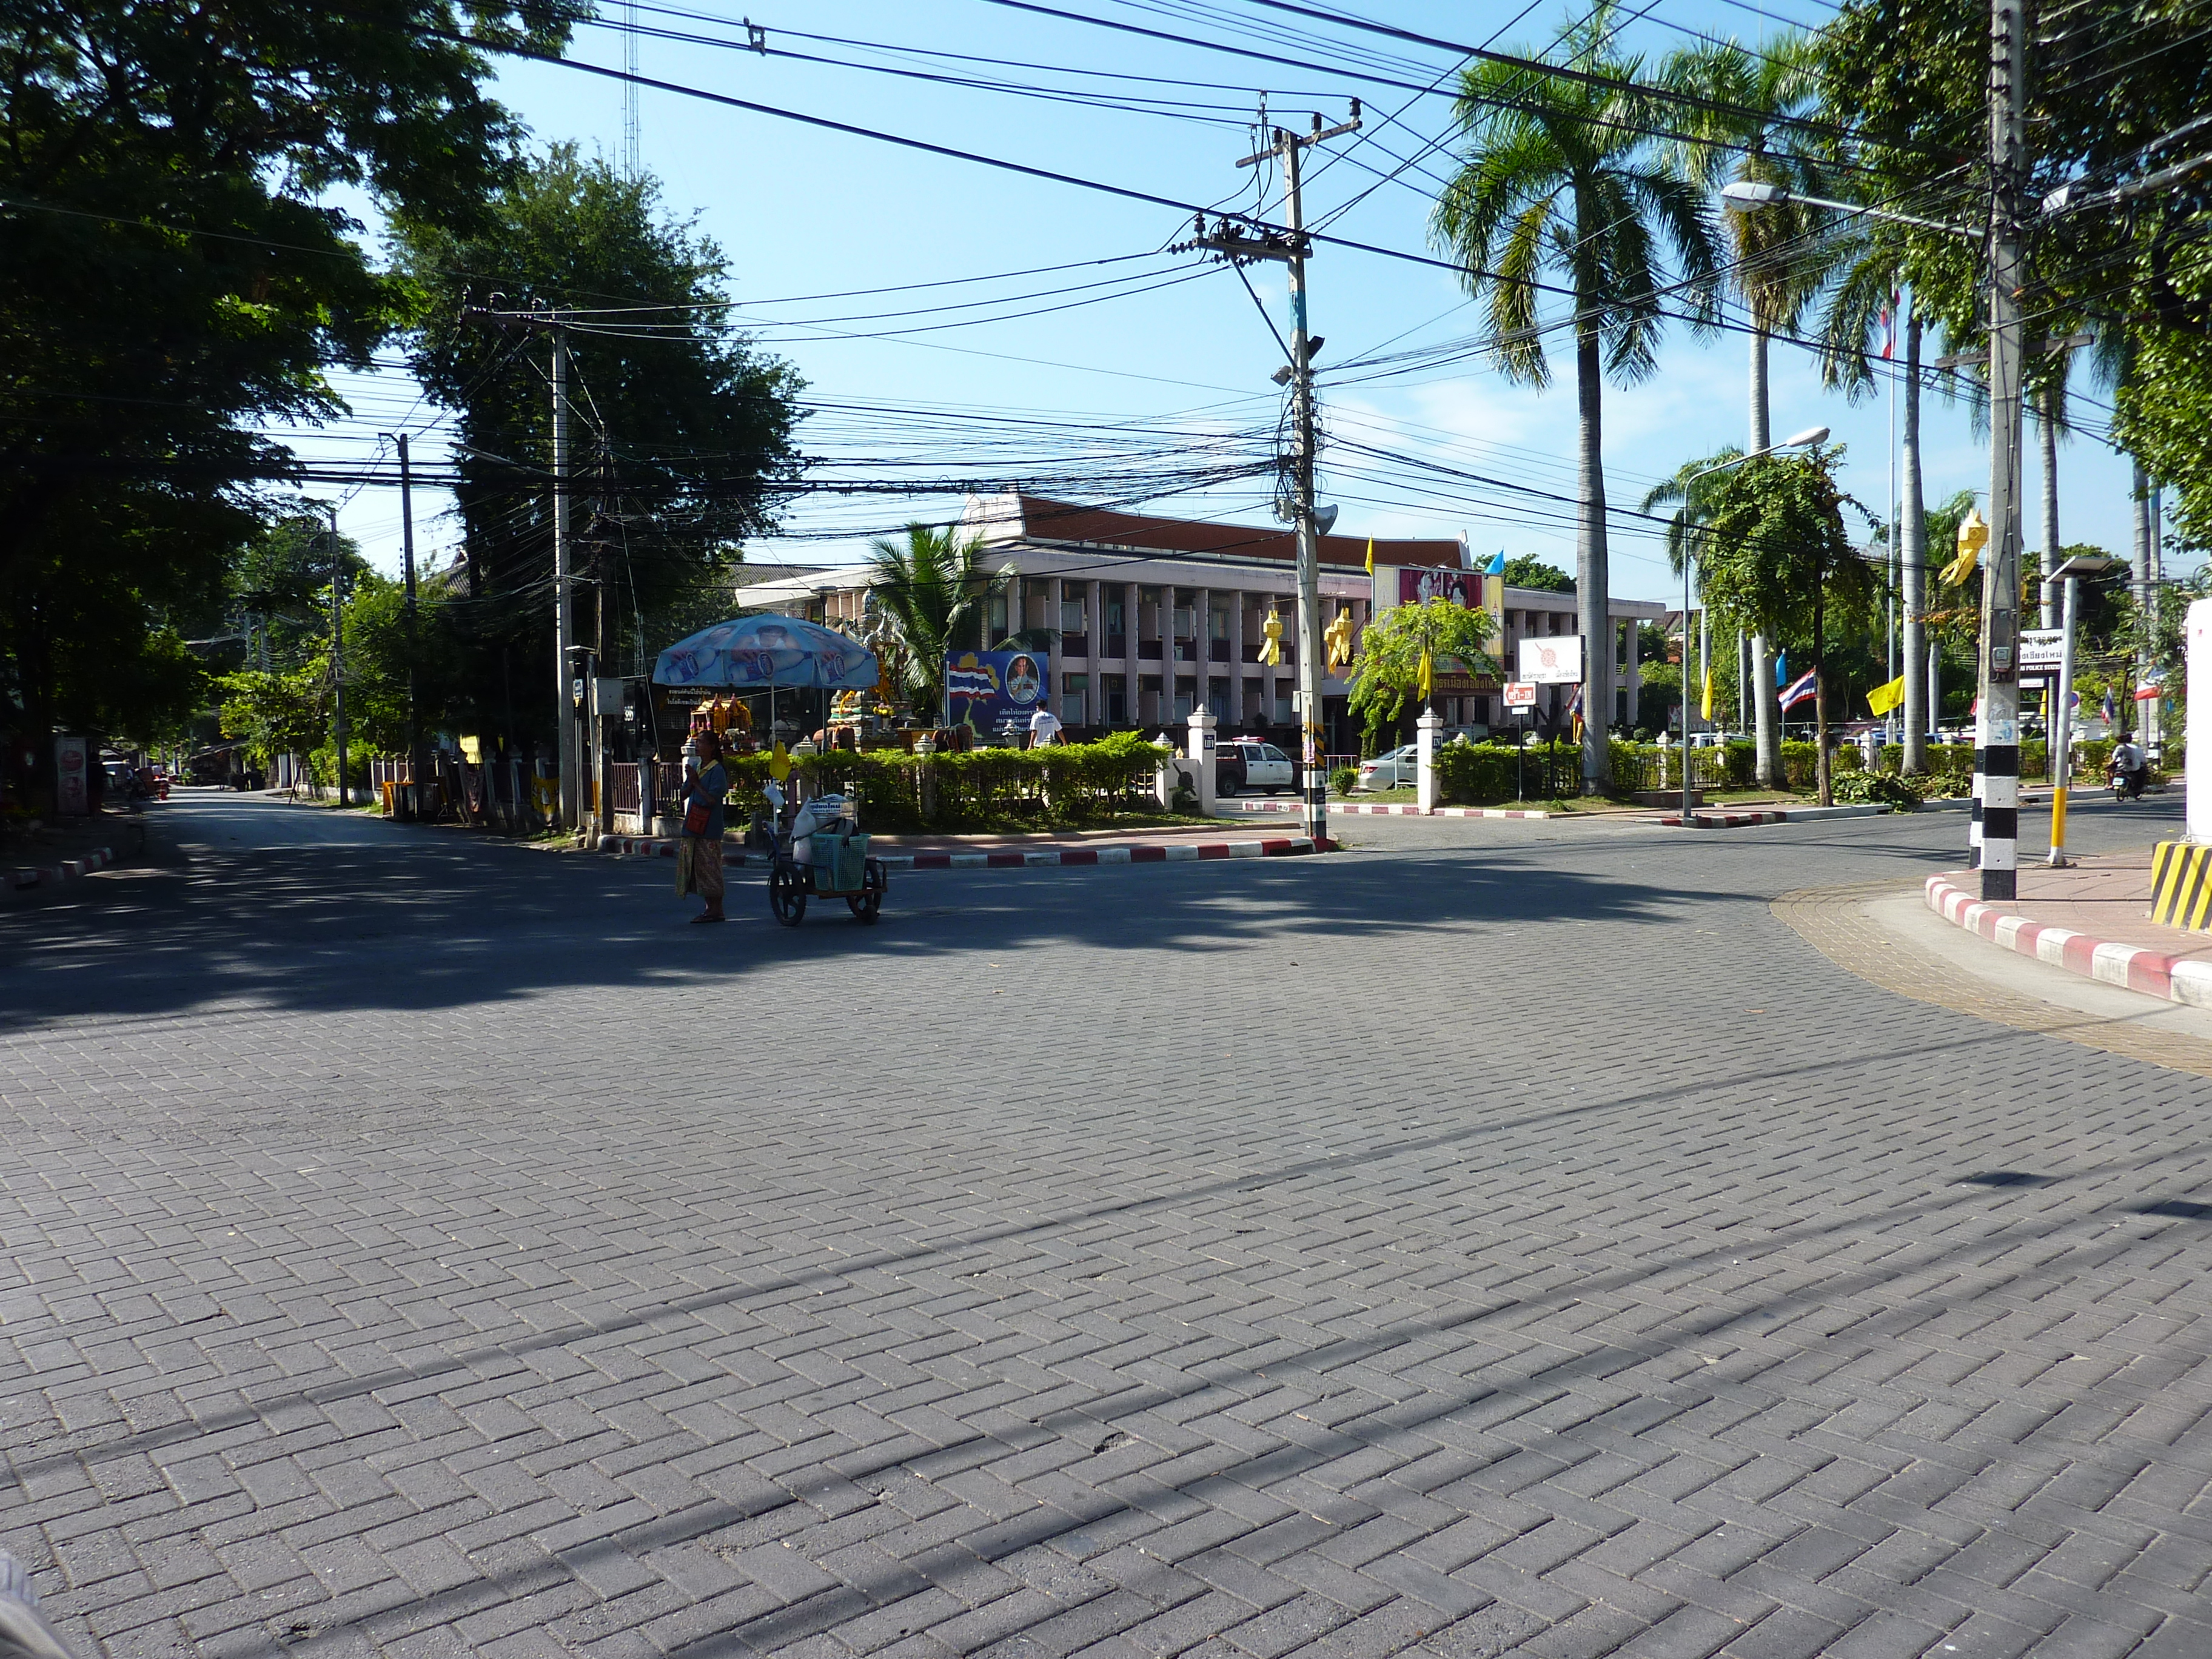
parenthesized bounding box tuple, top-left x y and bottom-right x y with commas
(5, 793, 2212, 1658)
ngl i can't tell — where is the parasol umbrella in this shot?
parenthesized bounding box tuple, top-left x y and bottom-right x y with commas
(654, 614, 880, 756)
(652, 614, 879, 690)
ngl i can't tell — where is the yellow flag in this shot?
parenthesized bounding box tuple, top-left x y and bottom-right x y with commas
(1364, 538, 1375, 577)
(1259, 609, 1283, 666)
(1866, 674, 1906, 716)
(1701, 663, 1714, 722)
(1418, 649, 1432, 701)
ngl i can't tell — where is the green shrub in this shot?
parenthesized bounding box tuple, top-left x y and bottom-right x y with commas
(1831, 769, 1924, 809)
(1433, 742, 1520, 805)
(1331, 765, 1358, 797)
(718, 732, 1170, 831)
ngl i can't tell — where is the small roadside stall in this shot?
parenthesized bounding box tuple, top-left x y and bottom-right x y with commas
(653, 615, 890, 927)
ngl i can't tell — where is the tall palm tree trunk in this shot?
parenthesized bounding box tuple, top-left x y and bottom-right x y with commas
(1747, 324, 1785, 788)
(1900, 305, 1930, 774)
(1576, 319, 1612, 794)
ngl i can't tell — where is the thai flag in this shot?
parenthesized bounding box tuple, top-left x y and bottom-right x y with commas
(2102, 686, 2117, 725)
(1780, 668, 1818, 711)
(1565, 684, 1583, 717)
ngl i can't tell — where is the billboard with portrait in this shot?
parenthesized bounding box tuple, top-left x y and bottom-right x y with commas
(1396, 567, 1483, 608)
(945, 649, 1050, 742)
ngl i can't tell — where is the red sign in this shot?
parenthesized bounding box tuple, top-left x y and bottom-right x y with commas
(1503, 682, 1537, 710)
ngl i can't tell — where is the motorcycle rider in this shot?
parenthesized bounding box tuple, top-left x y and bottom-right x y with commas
(2110, 731, 2149, 800)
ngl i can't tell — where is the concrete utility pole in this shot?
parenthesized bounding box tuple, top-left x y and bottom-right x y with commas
(552, 323, 578, 833)
(327, 505, 350, 808)
(1973, 0, 2028, 900)
(1184, 105, 1360, 845)
(1901, 300, 1931, 775)
(392, 432, 425, 817)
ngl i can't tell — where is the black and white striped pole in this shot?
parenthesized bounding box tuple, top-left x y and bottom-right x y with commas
(1974, 0, 2028, 902)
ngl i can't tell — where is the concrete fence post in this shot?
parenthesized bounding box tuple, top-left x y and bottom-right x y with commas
(1417, 706, 1443, 815)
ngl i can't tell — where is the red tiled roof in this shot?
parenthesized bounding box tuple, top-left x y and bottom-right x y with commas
(1011, 495, 1462, 569)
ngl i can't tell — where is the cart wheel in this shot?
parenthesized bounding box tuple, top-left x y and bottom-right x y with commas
(847, 859, 886, 924)
(769, 863, 808, 927)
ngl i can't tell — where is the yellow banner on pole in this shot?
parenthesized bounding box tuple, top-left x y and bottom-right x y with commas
(1866, 674, 1907, 716)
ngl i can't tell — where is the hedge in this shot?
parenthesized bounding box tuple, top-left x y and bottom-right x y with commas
(716, 732, 1170, 831)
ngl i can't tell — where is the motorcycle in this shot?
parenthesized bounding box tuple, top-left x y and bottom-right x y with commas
(2110, 762, 2148, 803)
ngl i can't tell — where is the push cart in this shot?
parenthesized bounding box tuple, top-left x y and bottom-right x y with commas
(763, 787, 887, 927)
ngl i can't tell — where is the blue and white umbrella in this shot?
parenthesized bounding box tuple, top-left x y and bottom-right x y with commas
(652, 615, 879, 691)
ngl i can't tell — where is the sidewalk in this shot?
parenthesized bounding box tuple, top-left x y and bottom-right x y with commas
(1925, 845, 2212, 1007)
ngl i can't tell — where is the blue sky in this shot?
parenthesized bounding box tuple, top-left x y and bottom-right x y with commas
(313, 0, 2150, 606)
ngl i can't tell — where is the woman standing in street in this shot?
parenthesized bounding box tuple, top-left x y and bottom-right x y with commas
(683, 732, 728, 923)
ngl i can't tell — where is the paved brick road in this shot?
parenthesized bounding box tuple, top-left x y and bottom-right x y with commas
(4, 793, 2211, 1659)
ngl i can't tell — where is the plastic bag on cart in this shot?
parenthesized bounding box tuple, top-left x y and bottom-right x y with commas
(789, 793, 850, 865)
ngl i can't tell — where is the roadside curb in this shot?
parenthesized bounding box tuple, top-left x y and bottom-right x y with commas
(1923, 870, 2212, 1008)
(597, 834, 1323, 870)
(1660, 803, 1888, 828)
(1326, 803, 1552, 820)
(4, 845, 117, 900)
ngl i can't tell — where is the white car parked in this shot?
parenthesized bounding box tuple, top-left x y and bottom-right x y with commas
(1356, 743, 1421, 792)
(1217, 740, 1296, 796)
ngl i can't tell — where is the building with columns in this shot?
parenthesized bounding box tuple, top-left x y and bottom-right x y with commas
(734, 492, 1663, 748)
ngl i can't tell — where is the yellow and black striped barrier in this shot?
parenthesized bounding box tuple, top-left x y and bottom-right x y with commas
(2150, 841, 2212, 931)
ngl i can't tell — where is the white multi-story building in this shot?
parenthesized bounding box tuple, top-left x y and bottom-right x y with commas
(736, 492, 1663, 749)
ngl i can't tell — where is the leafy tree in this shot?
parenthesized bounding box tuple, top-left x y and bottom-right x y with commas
(1501, 554, 1574, 593)
(865, 524, 1007, 723)
(1347, 598, 1498, 756)
(1817, 0, 2212, 540)
(1696, 449, 1881, 803)
(396, 145, 804, 749)
(1433, 4, 1720, 792)
(0, 0, 572, 808)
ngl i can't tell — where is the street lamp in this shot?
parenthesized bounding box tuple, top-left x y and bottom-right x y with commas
(2045, 551, 2116, 866)
(1672, 427, 1829, 822)
(1720, 179, 1976, 241)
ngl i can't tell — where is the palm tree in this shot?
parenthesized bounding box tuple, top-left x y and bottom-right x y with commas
(865, 523, 1003, 724)
(1660, 32, 1838, 788)
(1433, 5, 1720, 794)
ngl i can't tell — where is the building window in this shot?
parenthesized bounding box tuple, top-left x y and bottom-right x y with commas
(1062, 598, 1085, 634)
(1062, 673, 1088, 726)
(988, 592, 1008, 638)
(1209, 605, 1229, 640)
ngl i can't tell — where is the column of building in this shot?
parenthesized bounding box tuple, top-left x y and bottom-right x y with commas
(1125, 581, 1142, 727)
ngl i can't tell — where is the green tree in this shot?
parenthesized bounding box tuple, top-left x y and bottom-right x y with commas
(1433, 4, 1720, 792)
(1501, 555, 1574, 594)
(1347, 598, 1499, 756)
(0, 0, 571, 808)
(1696, 449, 1881, 803)
(865, 524, 1007, 723)
(397, 145, 804, 748)
(1817, 0, 2212, 540)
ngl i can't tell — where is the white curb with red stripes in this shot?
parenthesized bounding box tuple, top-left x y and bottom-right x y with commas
(5, 845, 117, 899)
(1923, 870, 2212, 1009)
(597, 834, 1321, 871)
(1661, 803, 1888, 828)
(1325, 802, 1550, 820)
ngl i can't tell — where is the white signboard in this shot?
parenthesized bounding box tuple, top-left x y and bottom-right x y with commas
(1503, 682, 1537, 711)
(2019, 629, 2065, 670)
(1518, 635, 1583, 686)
